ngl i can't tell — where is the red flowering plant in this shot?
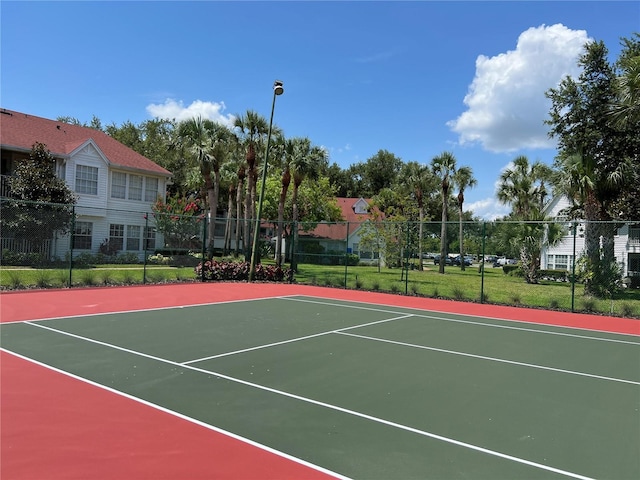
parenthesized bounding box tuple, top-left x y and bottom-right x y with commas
(195, 260, 293, 282)
(152, 196, 205, 250)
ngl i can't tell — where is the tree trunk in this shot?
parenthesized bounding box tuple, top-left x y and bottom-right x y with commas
(223, 185, 235, 256)
(458, 201, 465, 271)
(439, 190, 448, 274)
(290, 183, 300, 271)
(418, 204, 424, 271)
(235, 174, 244, 257)
(276, 170, 290, 267)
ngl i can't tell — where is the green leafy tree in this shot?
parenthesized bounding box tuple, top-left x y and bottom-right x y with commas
(3, 143, 76, 251)
(546, 38, 637, 295)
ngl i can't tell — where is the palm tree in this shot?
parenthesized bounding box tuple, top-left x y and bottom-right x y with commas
(431, 152, 457, 274)
(220, 145, 244, 256)
(174, 117, 234, 254)
(274, 135, 298, 266)
(452, 166, 477, 271)
(234, 110, 269, 259)
(610, 49, 640, 127)
(496, 156, 552, 219)
(496, 155, 556, 283)
(495, 210, 566, 284)
(403, 161, 436, 270)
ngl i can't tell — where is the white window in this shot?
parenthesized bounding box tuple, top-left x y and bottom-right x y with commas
(129, 175, 143, 200)
(547, 254, 572, 271)
(144, 226, 156, 251)
(127, 225, 141, 251)
(111, 172, 126, 199)
(144, 177, 158, 202)
(75, 165, 98, 195)
(630, 225, 640, 245)
(73, 221, 93, 250)
(109, 224, 124, 251)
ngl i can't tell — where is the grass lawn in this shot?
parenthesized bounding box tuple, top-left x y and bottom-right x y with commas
(0, 265, 195, 289)
(293, 262, 640, 318)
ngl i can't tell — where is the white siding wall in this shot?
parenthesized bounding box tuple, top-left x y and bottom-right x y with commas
(542, 196, 632, 276)
(66, 143, 109, 210)
(51, 143, 169, 261)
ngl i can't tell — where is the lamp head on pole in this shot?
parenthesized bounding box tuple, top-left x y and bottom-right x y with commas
(273, 80, 284, 96)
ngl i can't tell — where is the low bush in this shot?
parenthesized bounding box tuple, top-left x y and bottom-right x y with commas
(538, 269, 570, 282)
(503, 265, 521, 276)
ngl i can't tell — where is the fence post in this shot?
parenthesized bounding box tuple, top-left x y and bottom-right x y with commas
(405, 222, 410, 294)
(571, 221, 577, 312)
(143, 214, 148, 284)
(343, 221, 350, 288)
(201, 215, 208, 282)
(68, 205, 75, 288)
(480, 221, 486, 303)
(291, 221, 298, 272)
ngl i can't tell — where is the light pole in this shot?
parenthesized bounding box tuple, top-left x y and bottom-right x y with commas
(249, 80, 284, 281)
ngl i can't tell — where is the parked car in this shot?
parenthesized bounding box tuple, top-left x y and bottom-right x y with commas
(493, 257, 517, 267)
(453, 255, 473, 266)
(433, 255, 453, 265)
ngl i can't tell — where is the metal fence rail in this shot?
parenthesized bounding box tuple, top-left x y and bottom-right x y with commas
(1, 198, 638, 316)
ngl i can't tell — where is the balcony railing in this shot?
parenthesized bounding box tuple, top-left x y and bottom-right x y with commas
(0, 175, 11, 197)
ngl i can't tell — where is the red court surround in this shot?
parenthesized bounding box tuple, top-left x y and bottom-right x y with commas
(1, 283, 638, 479)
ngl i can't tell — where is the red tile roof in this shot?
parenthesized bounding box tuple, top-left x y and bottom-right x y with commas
(0, 109, 171, 176)
(303, 198, 376, 240)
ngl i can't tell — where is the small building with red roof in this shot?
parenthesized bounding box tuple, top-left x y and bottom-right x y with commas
(296, 197, 383, 265)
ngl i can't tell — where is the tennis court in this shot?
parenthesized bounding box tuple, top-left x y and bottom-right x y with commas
(2, 283, 639, 479)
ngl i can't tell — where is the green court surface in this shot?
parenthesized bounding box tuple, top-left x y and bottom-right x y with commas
(2, 295, 639, 479)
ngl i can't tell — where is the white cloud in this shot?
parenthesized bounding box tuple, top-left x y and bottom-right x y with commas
(146, 99, 235, 127)
(468, 161, 518, 219)
(448, 24, 590, 152)
(467, 197, 511, 221)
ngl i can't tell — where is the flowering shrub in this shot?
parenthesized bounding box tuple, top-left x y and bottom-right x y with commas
(152, 196, 205, 249)
(195, 260, 293, 282)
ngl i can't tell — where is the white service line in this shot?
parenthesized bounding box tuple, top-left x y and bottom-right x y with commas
(282, 297, 640, 345)
(182, 314, 414, 364)
(1, 294, 301, 325)
(336, 331, 640, 386)
(21, 321, 597, 480)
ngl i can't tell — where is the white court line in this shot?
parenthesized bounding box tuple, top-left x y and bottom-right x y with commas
(183, 314, 414, 364)
(0, 348, 350, 480)
(0, 294, 300, 325)
(336, 331, 640, 386)
(20, 321, 598, 480)
(283, 297, 640, 345)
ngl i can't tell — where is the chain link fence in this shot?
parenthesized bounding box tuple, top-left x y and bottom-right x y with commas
(1, 198, 638, 317)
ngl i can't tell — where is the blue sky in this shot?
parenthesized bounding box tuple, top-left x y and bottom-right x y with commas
(2, 1, 638, 219)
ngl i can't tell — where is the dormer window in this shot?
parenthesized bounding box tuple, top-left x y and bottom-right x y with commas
(353, 198, 369, 214)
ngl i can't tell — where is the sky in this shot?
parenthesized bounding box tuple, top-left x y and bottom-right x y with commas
(2, 1, 638, 219)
